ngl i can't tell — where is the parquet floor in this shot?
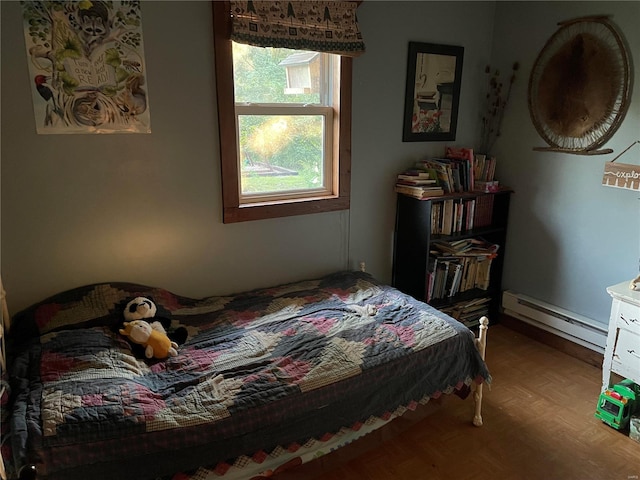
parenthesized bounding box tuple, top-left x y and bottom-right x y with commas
(275, 324, 640, 480)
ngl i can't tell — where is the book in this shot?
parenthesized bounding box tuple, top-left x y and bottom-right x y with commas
(396, 177, 438, 186)
(395, 184, 445, 199)
(426, 257, 437, 302)
(441, 296, 491, 327)
(474, 154, 497, 182)
(398, 170, 433, 178)
(428, 236, 498, 298)
(465, 198, 475, 230)
(474, 153, 486, 182)
(475, 257, 492, 290)
(431, 239, 474, 255)
(448, 262, 464, 297)
(473, 195, 495, 228)
(416, 159, 454, 194)
(428, 250, 496, 300)
(473, 180, 500, 193)
(445, 147, 475, 191)
(395, 166, 441, 194)
(450, 163, 462, 192)
(433, 260, 449, 299)
(441, 199, 454, 235)
(62, 43, 118, 90)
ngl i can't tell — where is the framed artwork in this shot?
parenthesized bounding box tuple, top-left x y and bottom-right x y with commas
(21, 1, 151, 134)
(402, 42, 464, 142)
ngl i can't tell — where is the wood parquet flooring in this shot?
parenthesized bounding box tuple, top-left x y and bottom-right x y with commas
(275, 324, 640, 480)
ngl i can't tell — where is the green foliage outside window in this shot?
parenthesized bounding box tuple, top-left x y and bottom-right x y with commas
(233, 43, 326, 193)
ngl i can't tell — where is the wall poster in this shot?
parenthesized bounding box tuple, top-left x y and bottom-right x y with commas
(22, 1, 151, 134)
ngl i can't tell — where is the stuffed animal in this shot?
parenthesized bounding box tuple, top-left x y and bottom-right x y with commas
(124, 296, 166, 333)
(123, 296, 189, 344)
(119, 319, 178, 359)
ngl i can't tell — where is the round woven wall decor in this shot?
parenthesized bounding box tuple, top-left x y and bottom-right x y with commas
(528, 16, 632, 155)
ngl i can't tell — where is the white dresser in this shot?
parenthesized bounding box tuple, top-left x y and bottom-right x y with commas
(602, 281, 640, 391)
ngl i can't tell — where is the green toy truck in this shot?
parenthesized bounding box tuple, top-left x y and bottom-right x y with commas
(595, 379, 640, 430)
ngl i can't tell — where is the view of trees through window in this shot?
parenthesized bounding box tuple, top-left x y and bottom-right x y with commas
(232, 43, 334, 196)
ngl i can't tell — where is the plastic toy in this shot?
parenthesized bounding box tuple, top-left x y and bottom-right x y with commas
(595, 379, 640, 430)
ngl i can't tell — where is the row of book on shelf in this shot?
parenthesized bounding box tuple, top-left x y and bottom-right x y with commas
(431, 195, 495, 235)
(439, 297, 491, 329)
(426, 238, 499, 303)
(394, 146, 499, 199)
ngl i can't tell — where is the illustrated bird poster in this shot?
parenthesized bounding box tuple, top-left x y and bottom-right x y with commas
(22, 1, 151, 134)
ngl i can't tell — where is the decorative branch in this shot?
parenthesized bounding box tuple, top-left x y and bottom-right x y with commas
(480, 62, 519, 154)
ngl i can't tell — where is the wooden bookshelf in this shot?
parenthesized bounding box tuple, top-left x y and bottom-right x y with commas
(392, 188, 512, 326)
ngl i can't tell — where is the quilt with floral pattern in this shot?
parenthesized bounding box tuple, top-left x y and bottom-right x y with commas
(6, 271, 489, 480)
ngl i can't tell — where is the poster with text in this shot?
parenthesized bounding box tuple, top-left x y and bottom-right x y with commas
(22, 0, 151, 134)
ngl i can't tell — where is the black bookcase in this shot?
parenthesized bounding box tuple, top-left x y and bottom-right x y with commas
(392, 189, 512, 326)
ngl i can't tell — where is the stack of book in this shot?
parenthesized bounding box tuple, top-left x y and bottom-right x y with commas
(473, 153, 499, 192)
(440, 297, 491, 328)
(394, 168, 445, 199)
(445, 146, 475, 191)
(430, 237, 499, 257)
(426, 238, 499, 302)
(413, 147, 477, 194)
(396, 147, 501, 198)
(414, 158, 458, 194)
(429, 195, 495, 234)
(431, 198, 475, 235)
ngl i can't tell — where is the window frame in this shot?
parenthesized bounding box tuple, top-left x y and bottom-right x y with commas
(212, 1, 352, 223)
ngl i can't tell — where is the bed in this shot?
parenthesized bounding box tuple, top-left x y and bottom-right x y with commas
(1, 270, 490, 480)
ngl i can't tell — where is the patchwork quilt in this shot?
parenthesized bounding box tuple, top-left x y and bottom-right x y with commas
(5, 271, 490, 480)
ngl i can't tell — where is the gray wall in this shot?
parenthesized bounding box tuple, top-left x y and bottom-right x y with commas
(490, 2, 640, 324)
(1, 1, 351, 312)
(349, 0, 496, 281)
(2, 1, 638, 330)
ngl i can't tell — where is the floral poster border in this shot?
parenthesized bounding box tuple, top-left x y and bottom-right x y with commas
(402, 42, 464, 142)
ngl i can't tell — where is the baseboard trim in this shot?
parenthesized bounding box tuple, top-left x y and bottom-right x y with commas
(499, 313, 604, 369)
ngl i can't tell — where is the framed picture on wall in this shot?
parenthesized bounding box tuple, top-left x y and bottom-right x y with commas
(402, 42, 464, 142)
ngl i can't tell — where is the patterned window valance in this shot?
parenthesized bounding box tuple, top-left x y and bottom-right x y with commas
(230, 1, 365, 57)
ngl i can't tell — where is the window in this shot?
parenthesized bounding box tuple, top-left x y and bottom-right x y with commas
(234, 44, 336, 203)
(212, 1, 354, 223)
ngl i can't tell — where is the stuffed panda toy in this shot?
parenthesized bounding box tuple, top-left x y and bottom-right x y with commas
(125, 296, 164, 331)
(119, 296, 188, 358)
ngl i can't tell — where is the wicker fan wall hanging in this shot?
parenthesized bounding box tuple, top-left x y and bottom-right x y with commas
(528, 16, 632, 155)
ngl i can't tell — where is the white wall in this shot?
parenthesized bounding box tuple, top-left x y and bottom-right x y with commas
(490, 2, 640, 324)
(2, 1, 638, 329)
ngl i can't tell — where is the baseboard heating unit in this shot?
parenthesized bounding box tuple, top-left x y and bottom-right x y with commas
(502, 290, 607, 353)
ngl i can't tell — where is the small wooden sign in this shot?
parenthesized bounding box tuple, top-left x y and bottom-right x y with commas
(602, 141, 640, 191)
(602, 162, 640, 191)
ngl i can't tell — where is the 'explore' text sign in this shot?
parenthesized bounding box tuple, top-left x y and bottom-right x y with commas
(602, 162, 640, 191)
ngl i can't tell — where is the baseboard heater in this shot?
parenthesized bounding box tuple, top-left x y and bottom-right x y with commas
(502, 290, 607, 353)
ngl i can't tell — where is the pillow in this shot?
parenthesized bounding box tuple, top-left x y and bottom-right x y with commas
(9, 282, 180, 343)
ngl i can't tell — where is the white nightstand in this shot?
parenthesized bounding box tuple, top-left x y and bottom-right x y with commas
(602, 281, 640, 391)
